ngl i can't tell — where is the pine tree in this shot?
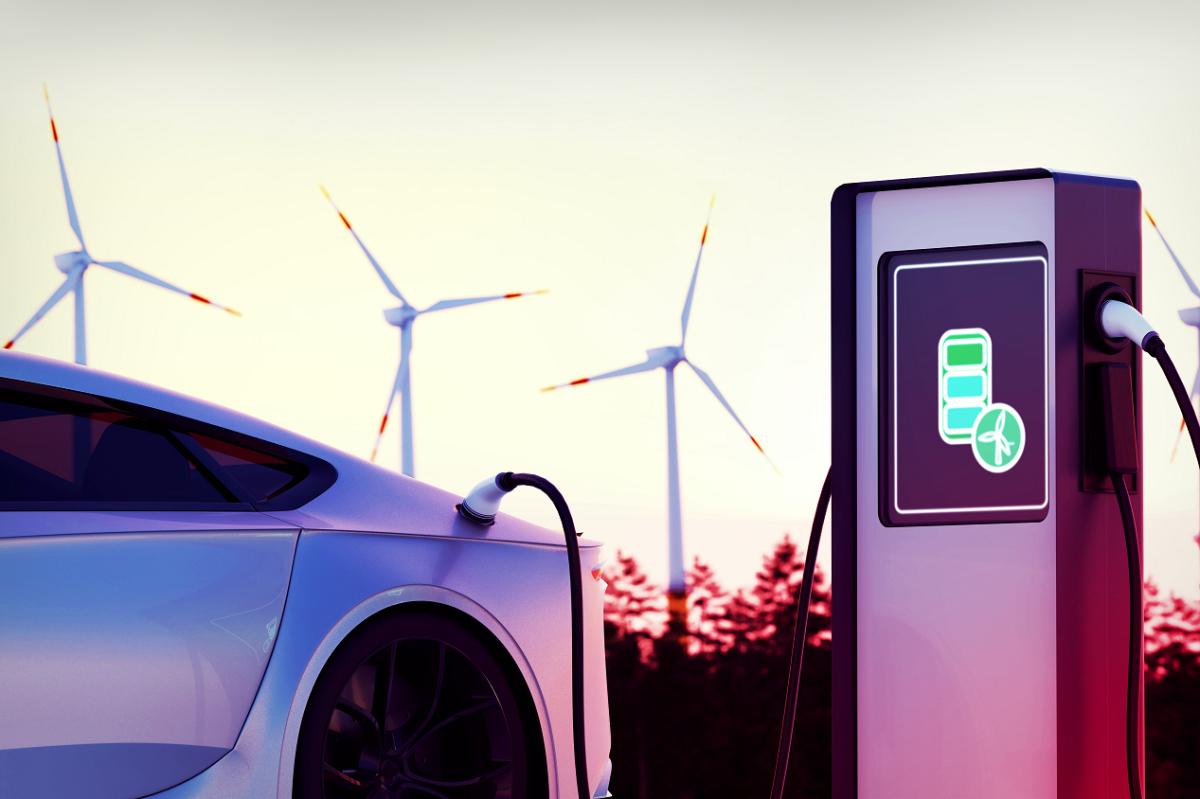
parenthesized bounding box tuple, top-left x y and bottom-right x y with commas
(603, 549, 666, 645)
(686, 556, 732, 654)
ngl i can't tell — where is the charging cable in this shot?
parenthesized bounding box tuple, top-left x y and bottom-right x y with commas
(1095, 295, 1200, 799)
(1112, 471, 1143, 799)
(1092, 354, 1145, 799)
(459, 466, 835, 799)
(458, 472, 591, 799)
(769, 467, 832, 799)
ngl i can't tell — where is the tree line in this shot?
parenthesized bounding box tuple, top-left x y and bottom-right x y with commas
(602, 537, 1200, 798)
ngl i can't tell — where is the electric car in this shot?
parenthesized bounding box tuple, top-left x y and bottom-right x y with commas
(0, 350, 612, 799)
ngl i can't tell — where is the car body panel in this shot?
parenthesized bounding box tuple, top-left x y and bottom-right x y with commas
(0, 525, 297, 798)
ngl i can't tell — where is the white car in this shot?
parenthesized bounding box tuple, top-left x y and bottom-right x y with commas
(0, 350, 612, 799)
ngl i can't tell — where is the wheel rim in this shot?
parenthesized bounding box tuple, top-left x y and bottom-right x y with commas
(319, 638, 517, 799)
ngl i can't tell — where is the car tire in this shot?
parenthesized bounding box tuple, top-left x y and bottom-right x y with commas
(294, 607, 545, 799)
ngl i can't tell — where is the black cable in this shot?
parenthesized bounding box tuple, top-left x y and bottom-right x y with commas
(769, 467, 832, 799)
(1111, 473, 1144, 799)
(1144, 335, 1200, 470)
(495, 471, 591, 799)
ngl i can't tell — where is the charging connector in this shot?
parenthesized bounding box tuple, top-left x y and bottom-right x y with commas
(1097, 298, 1200, 469)
(1100, 299, 1158, 352)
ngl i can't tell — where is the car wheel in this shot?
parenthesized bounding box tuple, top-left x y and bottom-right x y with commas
(295, 608, 541, 799)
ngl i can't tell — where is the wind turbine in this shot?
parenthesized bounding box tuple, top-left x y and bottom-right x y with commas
(320, 186, 546, 477)
(4, 86, 240, 365)
(1144, 208, 1200, 589)
(541, 196, 776, 628)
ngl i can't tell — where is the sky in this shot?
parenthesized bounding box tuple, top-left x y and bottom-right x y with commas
(2, 0, 1200, 598)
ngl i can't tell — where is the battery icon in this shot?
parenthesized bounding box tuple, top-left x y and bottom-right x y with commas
(938, 328, 992, 444)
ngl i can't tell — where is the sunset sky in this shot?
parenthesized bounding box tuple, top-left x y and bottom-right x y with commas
(3, 0, 1200, 598)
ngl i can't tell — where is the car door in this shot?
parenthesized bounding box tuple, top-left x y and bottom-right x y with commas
(0, 380, 307, 799)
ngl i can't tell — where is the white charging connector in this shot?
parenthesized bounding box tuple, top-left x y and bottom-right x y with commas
(457, 475, 513, 525)
(1100, 300, 1159, 351)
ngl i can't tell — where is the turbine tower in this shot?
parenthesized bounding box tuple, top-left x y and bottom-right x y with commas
(321, 186, 546, 477)
(541, 196, 776, 628)
(4, 86, 240, 365)
(1145, 208, 1200, 589)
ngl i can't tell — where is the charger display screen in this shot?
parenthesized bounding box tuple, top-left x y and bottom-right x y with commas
(879, 242, 1049, 526)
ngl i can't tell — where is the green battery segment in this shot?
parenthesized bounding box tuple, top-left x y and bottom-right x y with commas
(938, 329, 992, 444)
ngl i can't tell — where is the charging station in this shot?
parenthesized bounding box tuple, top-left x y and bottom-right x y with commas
(831, 170, 1143, 799)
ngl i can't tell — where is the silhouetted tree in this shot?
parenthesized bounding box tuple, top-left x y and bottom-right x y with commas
(687, 556, 733, 655)
(1145, 580, 1200, 798)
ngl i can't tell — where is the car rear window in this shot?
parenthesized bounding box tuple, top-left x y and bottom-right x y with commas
(0, 381, 335, 510)
(0, 394, 227, 503)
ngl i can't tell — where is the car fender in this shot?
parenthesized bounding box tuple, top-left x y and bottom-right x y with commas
(273, 581, 558, 798)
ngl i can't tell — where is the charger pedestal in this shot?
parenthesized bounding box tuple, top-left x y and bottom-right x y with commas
(831, 169, 1143, 799)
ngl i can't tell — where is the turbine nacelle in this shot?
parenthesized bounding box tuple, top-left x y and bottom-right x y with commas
(646, 345, 685, 368)
(54, 251, 88, 274)
(383, 305, 418, 326)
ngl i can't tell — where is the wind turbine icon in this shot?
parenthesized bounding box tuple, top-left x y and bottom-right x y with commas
(541, 196, 776, 627)
(978, 408, 1013, 467)
(4, 86, 240, 366)
(320, 186, 546, 477)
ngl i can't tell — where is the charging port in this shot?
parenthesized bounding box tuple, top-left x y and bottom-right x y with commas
(1081, 272, 1141, 492)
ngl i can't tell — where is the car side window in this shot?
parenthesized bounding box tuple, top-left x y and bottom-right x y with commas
(0, 390, 229, 504)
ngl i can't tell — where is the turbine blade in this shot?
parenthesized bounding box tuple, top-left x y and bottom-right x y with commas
(1145, 208, 1200, 300)
(686, 360, 779, 474)
(422, 290, 548, 315)
(1170, 416, 1186, 463)
(4, 271, 79, 350)
(540, 358, 660, 392)
(370, 352, 408, 463)
(93, 260, 241, 316)
(320, 185, 407, 303)
(43, 84, 85, 250)
(1169, 372, 1199, 464)
(680, 194, 716, 344)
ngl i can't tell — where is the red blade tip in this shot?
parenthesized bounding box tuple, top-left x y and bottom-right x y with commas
(189, 293, 212, 305)
(700, 224, 708, 245)
(3, 341, 13, 350)
(569, 378, 590, 386)
(338, 212, 352, 230)
(378, 414, 389, 434)
(50, 119, 58, 142)
(1145, 209, 1158, 228)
